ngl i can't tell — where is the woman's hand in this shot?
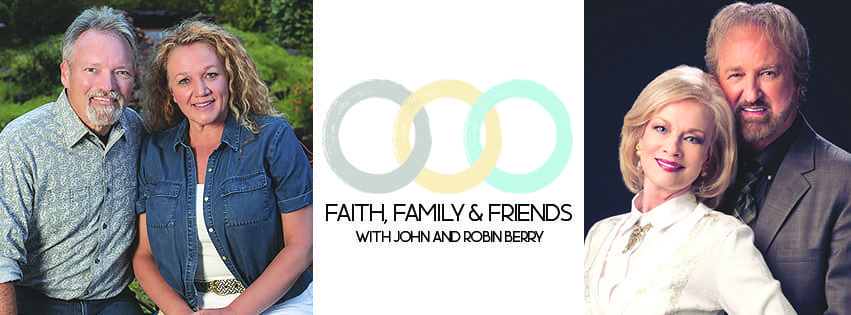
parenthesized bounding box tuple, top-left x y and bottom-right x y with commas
(134, 213, 197, 315)
(223, 205, 313, 314)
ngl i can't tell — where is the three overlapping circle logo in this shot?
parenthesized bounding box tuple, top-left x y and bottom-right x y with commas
(324, 79, 572, 194)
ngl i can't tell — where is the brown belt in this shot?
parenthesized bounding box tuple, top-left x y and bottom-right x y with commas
(193, 279, 246, 296)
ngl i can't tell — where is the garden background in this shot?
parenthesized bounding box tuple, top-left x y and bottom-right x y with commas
(0, 0, 312, 312)
(0, 0, 313, 150)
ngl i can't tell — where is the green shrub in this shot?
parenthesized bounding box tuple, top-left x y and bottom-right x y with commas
(0, 35, 63, 103)
(207, 0, 312, 56)
(77, 0, 143, 10)
(274, 62, 312, 150)
(0, 2, 11, 43)
(268, 0, 312, 56)
(0, 80, 22, 102)
(80, 0, 200, 11)
(198, 0, 223, 16)
(1, 0, 206, 45)
(205, 0, 270, 32)
(130, 279, 156, 314)
(225, 25, 313, 149)
(2, 0, 78, 45)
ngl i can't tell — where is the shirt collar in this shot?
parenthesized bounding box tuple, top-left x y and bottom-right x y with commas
(170, 112, 242, 152)
(624, 192, 698, 232)
(56, 89, 126, 148)
(220, 113, 242, 152)
(749, 113, 804, 175)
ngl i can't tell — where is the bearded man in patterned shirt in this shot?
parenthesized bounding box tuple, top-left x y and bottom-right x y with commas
(0, 6, 147, 314)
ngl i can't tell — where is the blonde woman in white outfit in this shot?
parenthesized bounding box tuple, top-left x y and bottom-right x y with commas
(584, 65, 795, 314)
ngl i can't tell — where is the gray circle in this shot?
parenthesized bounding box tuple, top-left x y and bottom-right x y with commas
(323, 80, 432, 193)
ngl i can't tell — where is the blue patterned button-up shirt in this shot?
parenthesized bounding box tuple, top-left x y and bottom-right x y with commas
(0, 89, 147, 300)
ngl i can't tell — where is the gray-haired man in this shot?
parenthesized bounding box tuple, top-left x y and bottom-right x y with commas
(0, 6, 146, 314)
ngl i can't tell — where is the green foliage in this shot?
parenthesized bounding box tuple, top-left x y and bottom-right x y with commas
(74, 0, 201, 12)
(225, 25, 313, 149)
(77, 0, 144, 10)
(130, 0, 199, 11)
(220, 0, 269, 32)
(212, 0, 270, 32)
(0, 79, 22, 101)
(268, 0, 312, 56)
(2, 0, 78, 45)
(130, 279, 157, 314)
(0, 33, 62, 132)
(274, 61, 312, 149)
(1, 0, 204, 44)
(0, 19, 60, 132)
(198, 0, 225, 16)
(0, 2, 11, 36)
(0, 34, 63, 104)
(211, 0, 312, 56)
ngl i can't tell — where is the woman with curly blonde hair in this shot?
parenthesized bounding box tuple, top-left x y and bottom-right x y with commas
(133, 20, 313, 314)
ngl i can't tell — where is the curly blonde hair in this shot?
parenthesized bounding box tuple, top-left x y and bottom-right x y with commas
(142, 19, 279, 132)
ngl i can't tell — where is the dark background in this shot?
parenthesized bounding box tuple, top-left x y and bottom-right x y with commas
(585, 0, 851, 233)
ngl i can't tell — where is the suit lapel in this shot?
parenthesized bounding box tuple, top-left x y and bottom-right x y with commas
(752, 121, 816, 252)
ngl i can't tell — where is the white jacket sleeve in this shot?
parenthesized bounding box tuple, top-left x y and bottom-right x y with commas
(716, 224, 796, 314)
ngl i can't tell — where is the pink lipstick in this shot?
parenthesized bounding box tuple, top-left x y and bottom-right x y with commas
(656, 158, 684, 172)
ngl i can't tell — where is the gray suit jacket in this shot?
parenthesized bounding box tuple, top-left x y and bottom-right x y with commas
(741, 117, 851, 314)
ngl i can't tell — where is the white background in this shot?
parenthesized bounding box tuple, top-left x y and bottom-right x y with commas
(314, 1, 584, 314)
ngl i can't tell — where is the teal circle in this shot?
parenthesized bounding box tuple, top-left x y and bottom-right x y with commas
(463, 80, 572, 193)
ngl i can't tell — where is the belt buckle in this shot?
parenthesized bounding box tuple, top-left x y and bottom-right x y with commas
(209, 280, 227, 296)
(205, 279, 244, 296)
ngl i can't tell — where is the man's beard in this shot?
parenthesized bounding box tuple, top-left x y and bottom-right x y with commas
(86, 90, 125, 126)
(734, 97, 797, 144)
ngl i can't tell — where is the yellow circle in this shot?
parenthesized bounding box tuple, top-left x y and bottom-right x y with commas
(393, 80, 501, 193)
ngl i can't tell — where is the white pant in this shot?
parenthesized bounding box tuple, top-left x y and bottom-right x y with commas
(158, 282, 313, 315)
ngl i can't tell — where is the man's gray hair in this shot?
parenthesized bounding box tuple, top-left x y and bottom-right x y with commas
(62, 6, 137, 65)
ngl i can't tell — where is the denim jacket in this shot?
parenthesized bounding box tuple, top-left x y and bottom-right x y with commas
(136, 114, 312, 308)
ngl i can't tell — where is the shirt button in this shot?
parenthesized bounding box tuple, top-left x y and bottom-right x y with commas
(208, 228, 214, 233)
(208, 168, 213, 173)
(222, 256, 227, 261)
(767, 175, 773, 180)
(102, 224, 107, 229)
(204, 196, 209, 202)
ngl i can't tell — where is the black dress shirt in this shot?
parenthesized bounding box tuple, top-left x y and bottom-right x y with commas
(719, 114, 805, 223)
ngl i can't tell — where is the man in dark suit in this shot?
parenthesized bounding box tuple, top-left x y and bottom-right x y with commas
(708, 3, 851, 314)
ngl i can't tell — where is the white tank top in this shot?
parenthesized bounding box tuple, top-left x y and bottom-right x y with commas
(193, 185, 303, 312)
(195, 184, 234, 281)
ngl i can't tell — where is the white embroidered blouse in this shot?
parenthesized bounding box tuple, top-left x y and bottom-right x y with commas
(584, 193, 795, 314)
